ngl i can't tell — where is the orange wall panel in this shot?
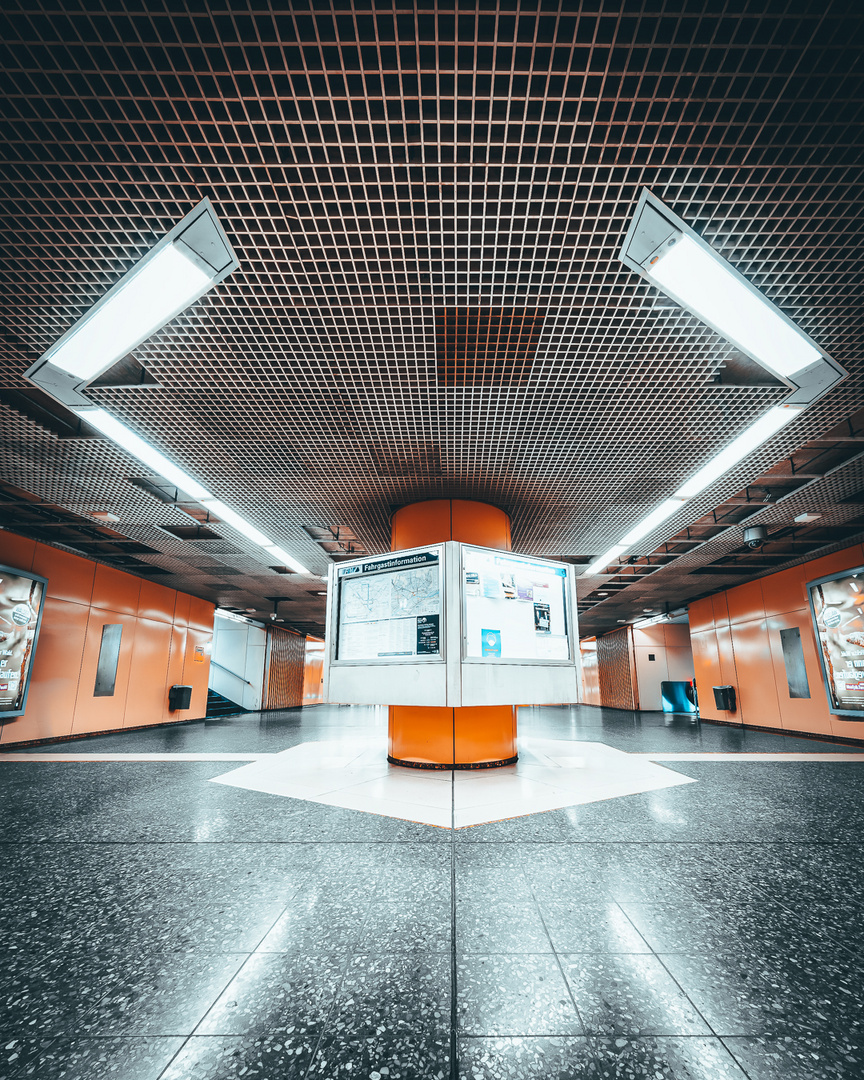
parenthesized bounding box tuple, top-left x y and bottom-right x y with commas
(91, 563, 141, 615)
(0, 595, 88, 744)
(729, 618, 781, 729)
(690, 629, 723, 718)
(712, 592, 730, 627)
(137, 579, 177, 624)
(72, 610, 139, 734)
(124, 617, 175, 729)
(0, 532, 37, 572)
(188, 595, 216, 632)
(391, 498, 512, 552)
(663, 623, 692, 647)
(181, 626, 212, 718)
(173, 591, 191, 627)
(161, 625, 188, 723)
(689, 542, 864, 742)
(688, 596, 714, 634)
(0, 532, 219, 746)
(726, 580, 765, 625)
(765, 610, 835, 737)
(32, 545, 95, 605)
(760, 565, 808, 618)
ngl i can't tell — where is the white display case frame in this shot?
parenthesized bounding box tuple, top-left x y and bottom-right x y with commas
(323, 541, 582, 708)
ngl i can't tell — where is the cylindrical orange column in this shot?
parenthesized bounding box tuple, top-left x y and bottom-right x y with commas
(388, 499, 518, 770)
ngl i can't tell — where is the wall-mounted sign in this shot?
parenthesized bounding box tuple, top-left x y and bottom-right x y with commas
(0, 564, 48, 718)
(807, 566, 864, 717)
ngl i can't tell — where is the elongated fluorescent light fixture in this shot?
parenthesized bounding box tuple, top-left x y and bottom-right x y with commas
(673, 405, 801, 499)
(74, 407, 309, 575)
(48, 245, 212, 380)
(584, 404, 802, 577)
(647, 235, 819, 380)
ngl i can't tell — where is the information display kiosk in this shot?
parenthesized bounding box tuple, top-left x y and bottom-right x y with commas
(323, 542, 581, 708)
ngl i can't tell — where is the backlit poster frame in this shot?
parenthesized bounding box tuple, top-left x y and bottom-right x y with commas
(0, 562, 48, 719)
(460, 545, 574, 666)
(806, 565, 864, 718)
(331, 544, 446, 666)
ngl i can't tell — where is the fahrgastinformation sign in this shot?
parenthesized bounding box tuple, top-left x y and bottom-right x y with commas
(807, 566, 864, 717)
(0, 564, 48, 718)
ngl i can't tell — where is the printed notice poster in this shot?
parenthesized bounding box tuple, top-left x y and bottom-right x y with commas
(808, 568, 864, 715)
(481, 629, 502, 656)
(0, 565, 47, 717)
(534, 603, 551, 633)
(416, 614, 440, 655)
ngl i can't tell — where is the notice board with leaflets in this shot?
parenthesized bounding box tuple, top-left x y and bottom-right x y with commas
(323, 542, 580, 707)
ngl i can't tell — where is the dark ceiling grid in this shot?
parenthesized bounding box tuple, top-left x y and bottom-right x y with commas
(1, 3, 864, 639)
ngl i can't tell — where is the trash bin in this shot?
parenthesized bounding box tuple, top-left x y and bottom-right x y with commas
(168, 684, 193, 711)
(712, 685, 736, 711)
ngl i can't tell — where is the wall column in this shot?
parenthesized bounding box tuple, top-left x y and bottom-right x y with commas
(388, 499, 518, 769)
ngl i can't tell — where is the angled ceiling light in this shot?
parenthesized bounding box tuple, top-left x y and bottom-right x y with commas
(25, 200, 311, 578)
(26, 198, 239, 406)
(581, 190, 847, 579)
(73, 408, 310, 575)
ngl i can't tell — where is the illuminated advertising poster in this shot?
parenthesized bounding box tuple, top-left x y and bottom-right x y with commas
(807, 567, 864, 716)
(0, 564, 47, 718)
(335, 548, 443, 662)
(463, 547, 570, 662)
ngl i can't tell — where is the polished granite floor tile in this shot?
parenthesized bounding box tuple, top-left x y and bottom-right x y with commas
(2, 1037, 185, 1080)
(160, 1034, 320, 1079)
(659, 946, 863, 1037)
(457, 1036, 597, 1078)
(195, 953, 346, 1037)
(328, 953, 451, 1041)
(358, 896, 452, 953)
(255, 894, 370, 955)
(457, 954, 581, 1036)
(309, 1032, 450, 1078)
(455, 900, 550, 954)
(723, 1035, 864, 1079)
(560, 953, 711, 1036)
(590, 1036, 747, 1079)
(537, 901, 651, 954)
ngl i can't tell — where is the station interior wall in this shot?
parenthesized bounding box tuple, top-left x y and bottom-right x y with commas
(209, 613, 266, 711)
(580, 623, 694, 711)
(689, 542, 864, 742)
(0, 530, 214, 746)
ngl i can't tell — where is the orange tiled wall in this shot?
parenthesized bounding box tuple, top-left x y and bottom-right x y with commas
(0, 531, 215, 745)
(689, 543, 864, 741)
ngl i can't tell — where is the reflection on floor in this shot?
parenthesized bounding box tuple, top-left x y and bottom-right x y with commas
(210, 737, 696, 828)
(2, 703, 864, 1079)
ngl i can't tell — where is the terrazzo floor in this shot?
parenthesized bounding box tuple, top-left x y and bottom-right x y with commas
(2, 703, 864, 1079)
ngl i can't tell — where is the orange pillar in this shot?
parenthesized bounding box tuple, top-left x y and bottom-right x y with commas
(388, 499, 518, 770)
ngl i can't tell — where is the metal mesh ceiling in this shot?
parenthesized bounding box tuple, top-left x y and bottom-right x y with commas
(1, 2, 863, 637)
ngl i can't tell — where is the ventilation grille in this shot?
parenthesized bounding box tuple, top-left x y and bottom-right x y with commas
(436, 308, 544, 386)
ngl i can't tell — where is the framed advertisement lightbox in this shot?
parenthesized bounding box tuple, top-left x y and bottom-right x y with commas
(806, 566, 864, 717)
(0, 563, 48, 718)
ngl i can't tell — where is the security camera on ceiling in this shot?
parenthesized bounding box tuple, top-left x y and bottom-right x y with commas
(743, 525, 768, 549)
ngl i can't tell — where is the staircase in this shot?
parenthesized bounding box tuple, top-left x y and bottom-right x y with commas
(206, 689, 244, 718)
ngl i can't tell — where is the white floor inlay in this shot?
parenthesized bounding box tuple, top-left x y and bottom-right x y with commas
(208, 738, 697, 828)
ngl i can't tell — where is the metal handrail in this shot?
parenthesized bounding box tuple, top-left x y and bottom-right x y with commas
(209, 659, 254, 687)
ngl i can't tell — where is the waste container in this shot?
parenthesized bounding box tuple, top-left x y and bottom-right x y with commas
(712, 685, 736, 711)
(168, 684, 193, 711)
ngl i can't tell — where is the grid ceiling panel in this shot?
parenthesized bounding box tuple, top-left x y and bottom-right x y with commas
(1, 1, 863, 635)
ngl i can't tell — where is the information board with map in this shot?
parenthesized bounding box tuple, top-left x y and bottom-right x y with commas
(335, 548, 443, 662)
